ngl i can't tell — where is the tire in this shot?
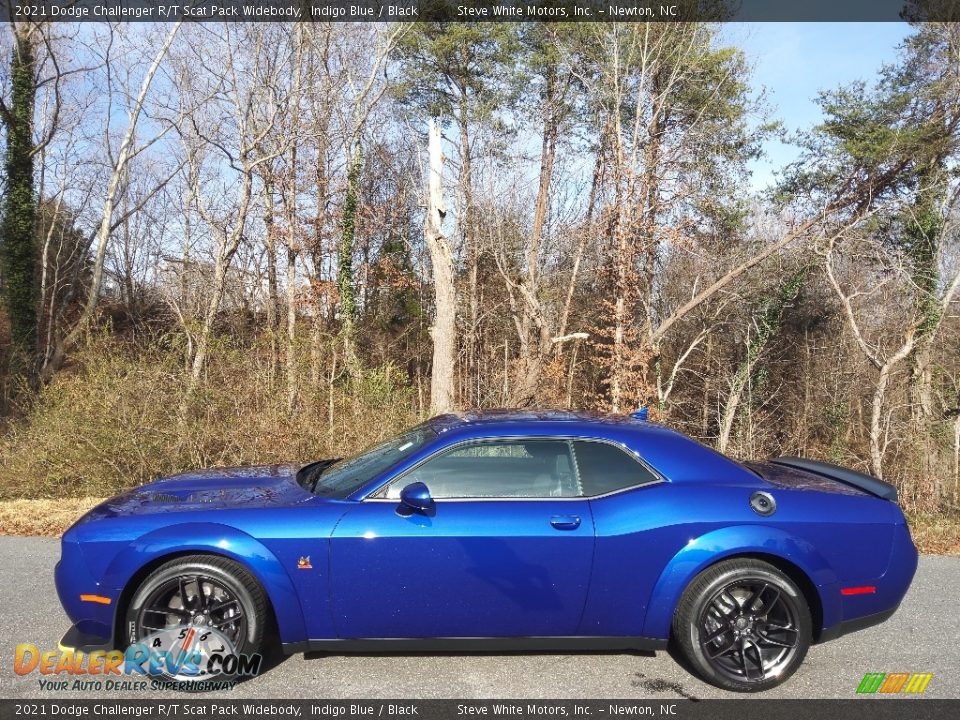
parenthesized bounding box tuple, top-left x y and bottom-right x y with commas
(124, 555, 267, 683)
(672, 558, 812, 692)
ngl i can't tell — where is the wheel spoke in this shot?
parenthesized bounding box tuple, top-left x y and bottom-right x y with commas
(212, 612, 243, 628)
(143, 606, 187, 621)
(764, 621, 796, 634)
(762, 586, 782, 613)
(195, 577, 210, 609)
(178, 577, 191, 610)
(210, 598, 239, 614)
(710, 592, 738, 620)
(702, 623, 731, 644)
(743, 583, 768, 612)
(756, 635, 796, 649)
(705, 637, 738, 659)
(738, 639, 751, 678)
(744, 638, 766, 678)
(721, 589, 741, 611)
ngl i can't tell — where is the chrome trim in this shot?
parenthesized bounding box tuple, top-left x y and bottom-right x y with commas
(361, 434, 666, 502)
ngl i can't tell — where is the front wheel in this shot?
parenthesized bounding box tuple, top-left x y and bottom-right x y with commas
(672, 558, 812, 692)
(124, 555, 267, 684)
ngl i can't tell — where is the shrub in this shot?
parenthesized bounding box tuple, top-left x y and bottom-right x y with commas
(0, 335, 419, 500)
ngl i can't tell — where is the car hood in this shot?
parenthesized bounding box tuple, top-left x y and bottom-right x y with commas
(79, 464, 316, 521)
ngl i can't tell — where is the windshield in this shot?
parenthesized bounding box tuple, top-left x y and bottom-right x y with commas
(303, 425, 438, 499)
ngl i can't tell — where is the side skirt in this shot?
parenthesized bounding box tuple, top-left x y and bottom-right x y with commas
(283, 636, 668, 655)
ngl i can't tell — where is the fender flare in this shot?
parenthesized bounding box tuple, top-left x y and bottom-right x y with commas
(101, 522, 307, 645)
(640, 525, 841, 639)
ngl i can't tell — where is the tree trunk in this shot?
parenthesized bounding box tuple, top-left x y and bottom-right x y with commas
(556, 140, 605, 351)
(338, 143, 361, 370)
(188, 164, 255, 394)
(953, 409, 960, 501)
(425, 119, 456, 415)
(0, 26, 38, 371)
(870, 363, 894, 479)
(457, 114, 478, 406)
(285, 148, 299, 416)
(310, 132, 330, 391)
(286, 244, 298, 415)
(510, 81, 560, 407)
(264, 180, 279, 383)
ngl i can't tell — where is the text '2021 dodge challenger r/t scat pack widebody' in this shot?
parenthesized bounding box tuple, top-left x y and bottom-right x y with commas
(55, 409, 917, 692)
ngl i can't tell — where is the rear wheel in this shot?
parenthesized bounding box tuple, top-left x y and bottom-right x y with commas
(125, 555, 266, 683)
(672, 558, 811, 692)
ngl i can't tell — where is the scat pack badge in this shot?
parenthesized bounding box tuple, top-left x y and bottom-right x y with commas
(297, 556, 312, 570)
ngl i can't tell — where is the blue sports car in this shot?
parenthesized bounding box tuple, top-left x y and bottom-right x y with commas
(56, 410, 917, 692)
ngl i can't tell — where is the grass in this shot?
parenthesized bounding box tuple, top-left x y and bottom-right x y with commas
(906, 511, 960, 556)
(0, 336, 419, 501)
(2, 498, 958, 557)
(0, 497, 103, 537)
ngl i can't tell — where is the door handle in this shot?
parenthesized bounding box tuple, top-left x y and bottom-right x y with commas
(550, 515, 581, 530)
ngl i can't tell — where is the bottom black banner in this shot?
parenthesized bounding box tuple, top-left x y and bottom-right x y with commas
(1, 700, 958, 720)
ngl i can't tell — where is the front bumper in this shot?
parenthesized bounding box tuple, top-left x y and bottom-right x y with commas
(58, 624, 114, 653)
(54, 539, 116, 646)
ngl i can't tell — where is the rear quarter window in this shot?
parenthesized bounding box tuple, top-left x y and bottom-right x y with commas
(573, 441, 659, 496)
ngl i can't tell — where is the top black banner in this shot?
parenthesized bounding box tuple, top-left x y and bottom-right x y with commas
(0, 0, 958, 23)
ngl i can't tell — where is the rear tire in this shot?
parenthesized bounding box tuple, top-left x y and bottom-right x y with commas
(125, 555, 267, 684)
(672, 558, 811, 692)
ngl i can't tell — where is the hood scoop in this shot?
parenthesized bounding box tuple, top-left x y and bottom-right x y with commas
(150, 492, 183, 503)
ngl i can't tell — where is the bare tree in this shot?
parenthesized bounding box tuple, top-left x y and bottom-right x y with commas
(425, 119, 455, 414)
(824, 230, 960, 479)
(41, 23, 182, 380)
(177, 24, 293, 394)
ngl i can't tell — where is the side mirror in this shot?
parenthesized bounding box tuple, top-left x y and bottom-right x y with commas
(399, 481, 434, 513)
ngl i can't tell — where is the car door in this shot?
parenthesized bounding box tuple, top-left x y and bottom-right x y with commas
(328, 438, 595, 639)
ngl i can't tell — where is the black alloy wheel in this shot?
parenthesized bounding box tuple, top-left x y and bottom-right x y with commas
(125, 555, 267, 682)
(135, 573, 247, 647)
(673, 558, 812, 692)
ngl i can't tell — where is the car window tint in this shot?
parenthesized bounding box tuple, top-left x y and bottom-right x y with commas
(386, 440, 580, 499)
(573, 441, 658, 496)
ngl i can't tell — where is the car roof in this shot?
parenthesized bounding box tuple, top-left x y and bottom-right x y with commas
(427, 408, 654, 434)
(419, 409, 759, 485)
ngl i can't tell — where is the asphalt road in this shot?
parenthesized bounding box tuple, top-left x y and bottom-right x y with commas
(0, 537, 957, 700)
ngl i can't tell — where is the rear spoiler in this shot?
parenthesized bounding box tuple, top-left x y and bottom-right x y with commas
(768, 456, 898, 502)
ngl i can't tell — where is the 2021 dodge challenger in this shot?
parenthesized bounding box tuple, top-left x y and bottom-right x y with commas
(56, 410, 917, 692)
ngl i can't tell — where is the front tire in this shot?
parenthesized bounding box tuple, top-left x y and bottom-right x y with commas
(125, 555, 267, 683)
(672, 558, 811, 692)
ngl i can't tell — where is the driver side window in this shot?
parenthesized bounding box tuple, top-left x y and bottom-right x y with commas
(380, 439, 579, 499)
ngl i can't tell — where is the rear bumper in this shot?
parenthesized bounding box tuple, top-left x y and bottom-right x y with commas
(817, 521, 917, 642)
(817, 606, 898, 643)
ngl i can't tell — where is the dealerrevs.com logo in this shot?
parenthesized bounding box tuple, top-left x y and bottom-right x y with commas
(14, 627, 262, 692)
(856, 673, 933, 695)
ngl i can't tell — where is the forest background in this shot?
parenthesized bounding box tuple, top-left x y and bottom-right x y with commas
(0, 17, 958, 550)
